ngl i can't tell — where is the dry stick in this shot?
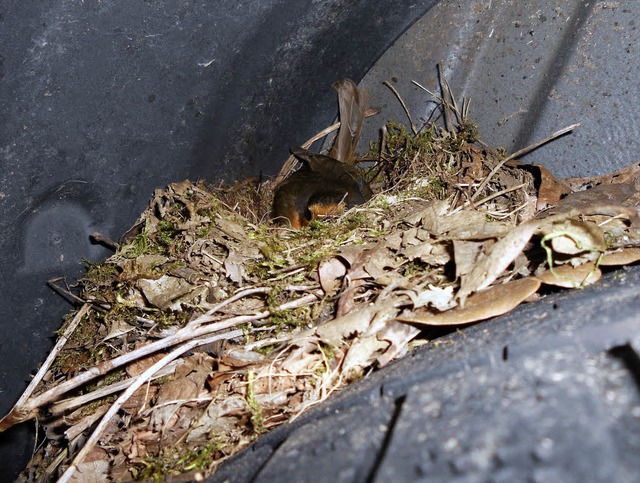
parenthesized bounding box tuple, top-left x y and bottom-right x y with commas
(470, 123, 581, 202)
(438, 69, 457, 136)
(14, 304, 90, 408)
(471, 182, 529, 208)
(186, 286, 270, 328)
(1, 293, 319, 430)
(49, 360, 182, 416)
(383, 80, 418, 135)
(0, 313, 266, 429)
(58, 329, 244, 483)
(412, 79, 459, 130)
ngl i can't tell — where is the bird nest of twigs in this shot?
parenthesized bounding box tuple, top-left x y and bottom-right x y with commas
(6, 76, 640, 482)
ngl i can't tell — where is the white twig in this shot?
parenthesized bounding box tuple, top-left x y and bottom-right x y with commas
(58, 329, 243, 483)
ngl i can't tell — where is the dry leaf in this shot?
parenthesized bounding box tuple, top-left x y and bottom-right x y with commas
(457, 220, 539, 305)
(564, 162, 640, 191)
(533, 164, 572, 211)
(453, 240, 485, 279)
(137, 275, 195, 310)
(541, 183, 636, 217)
(397, 284, 455, 311)
(535, 262, 601, 288)
(318, 258, 347, 294)
(376, 320, 421, 367)
(600, 247, 640, 266)
(542, 219, 606, 255)
(224, 249, 246, 285)
(315, 304, 378, 346)
(398, 277, 541, 326)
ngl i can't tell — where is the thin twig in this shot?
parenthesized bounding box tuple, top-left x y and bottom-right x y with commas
(49, 360, 182, 416)
(0, 292, 321, 430)
(472, 182, 528, 208)
(471, 123, 580, 202)
(58, 329, 243, 483)
(187, 286, 270, 328)
(383, 81, 418, 135)
(15, 304, 90, 408)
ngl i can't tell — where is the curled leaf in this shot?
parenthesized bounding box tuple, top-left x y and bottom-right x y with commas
(398, 277, 541, 326)
(600, 248, 640, 266)
(535, 262, 601, 288)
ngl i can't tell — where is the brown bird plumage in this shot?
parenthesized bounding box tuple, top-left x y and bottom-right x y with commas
(272, 79, 372, 228)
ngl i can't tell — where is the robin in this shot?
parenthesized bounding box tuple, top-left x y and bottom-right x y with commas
(272, 79, 373, 228)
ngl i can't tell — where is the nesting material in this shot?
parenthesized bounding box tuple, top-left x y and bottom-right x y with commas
(5, 79, 640, 482)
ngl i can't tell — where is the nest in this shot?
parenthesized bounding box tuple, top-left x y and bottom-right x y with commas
(5, 79, 640, 482)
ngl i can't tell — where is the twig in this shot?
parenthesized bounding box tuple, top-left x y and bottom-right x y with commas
(187, 286, 271, 328)
(15, 304, 90, 408)
(47, 278, 86, 306)
(383, 81, 418, 135)
(58, 329, 243, 483)
(471, 123, 580, 202)
(472, 182, 528, 208)
(49, 360, 182, 416)
(0, 292, 321, 430)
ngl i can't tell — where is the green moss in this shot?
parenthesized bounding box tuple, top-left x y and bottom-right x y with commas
(132, 440, 223, 482)
(83, 261, 119, 287)
(245, 370, 264, 434)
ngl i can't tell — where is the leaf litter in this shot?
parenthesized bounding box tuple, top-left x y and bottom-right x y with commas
(6, 72, 640, 482)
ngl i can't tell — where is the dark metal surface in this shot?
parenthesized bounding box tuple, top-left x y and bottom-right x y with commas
(360, 1, 640, 179)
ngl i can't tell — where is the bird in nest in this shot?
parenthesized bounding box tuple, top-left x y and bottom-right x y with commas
(272, 79, 373, 228)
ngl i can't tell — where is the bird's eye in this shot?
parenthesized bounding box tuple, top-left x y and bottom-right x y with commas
(304, 207, 313, 221)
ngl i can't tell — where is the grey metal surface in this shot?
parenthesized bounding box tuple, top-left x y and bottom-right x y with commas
(359, 1, 639, 179)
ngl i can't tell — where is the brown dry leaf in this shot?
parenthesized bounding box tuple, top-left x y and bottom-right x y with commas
(315, 303, 379, 346)
(137, 275, 195, 310)
(398, 277, 541, 326)
(412, 200, 450, 230)
(533, 164, 572, 211)
(376, 320, 421, 367)
(402, 241, 439, 264)
(457, 220, 539, 305)
(541, 219, 606, 255)
(101, 318, 136, 343)
(155, 354, 214, 405)
(220, 348, 266, 368)
(439, 210, 511, 240)
(318, 257, 347, 294)
(535, 262, 601, 288)
(117, 254, 170, 282)
(121, 384, 158, 415)
(186, 394, 247, 443)
(342, 335, 389, 381)
(69, 456, 110, 483)
(397, 284, 455, 311)
(600, 247, 640, 266)
(363, 246, 401, 278)
(127, 353, 170, 377)
(224, 249, 246, 285)
(541, 182, 636, 217)
(564, 162, 640, 191)
(453, 240, 485, 279)
(64, 405, 109, 441)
